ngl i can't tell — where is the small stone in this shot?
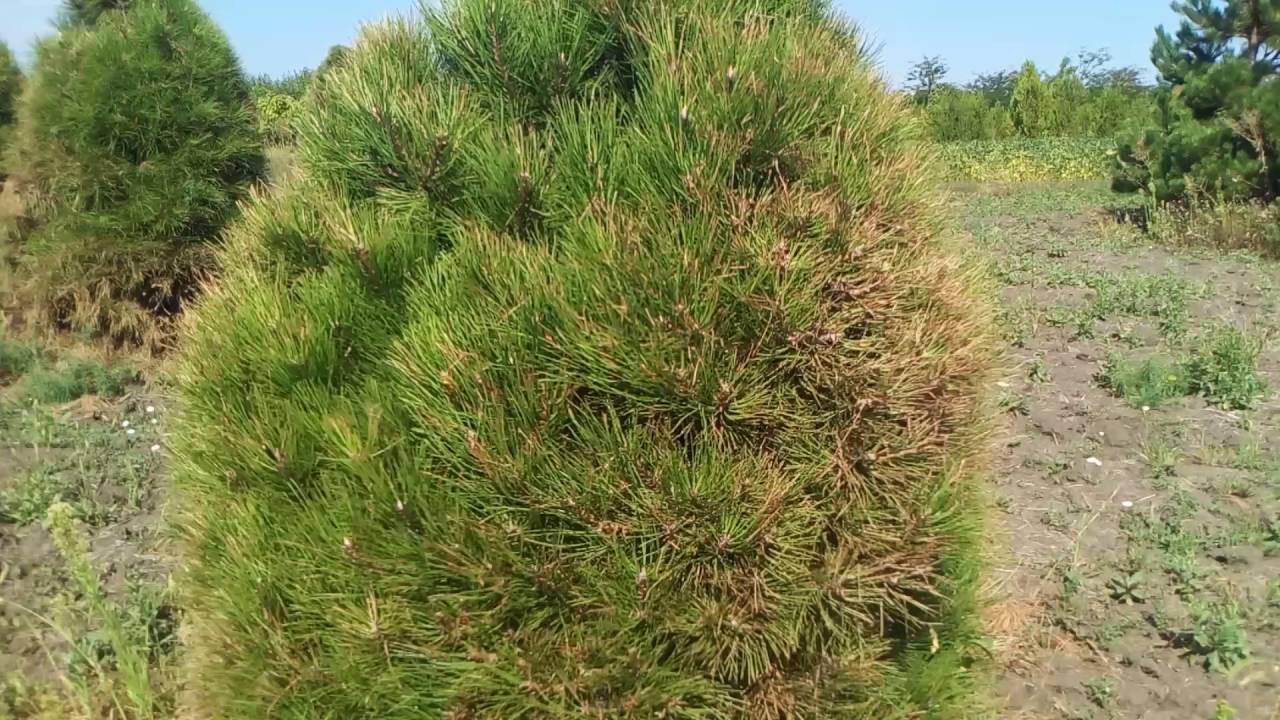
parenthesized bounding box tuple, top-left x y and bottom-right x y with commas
(126, 428, 136, 436)
(121, 420, 130, 428)
(150, 444, 161, 453)
(1086, 457, 1103, 467)
(1121, 500, 1134, 510)
(145, 405, 155, 414)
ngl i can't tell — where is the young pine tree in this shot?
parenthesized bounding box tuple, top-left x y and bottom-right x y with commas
(1009, 61, 1056, 137)
(174, 2, 998, 718)
(9, 0, 262, 345)
(1114, 0, 1279, 201)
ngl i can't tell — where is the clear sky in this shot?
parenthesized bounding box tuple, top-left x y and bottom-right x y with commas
(3, 0, 1183, 86)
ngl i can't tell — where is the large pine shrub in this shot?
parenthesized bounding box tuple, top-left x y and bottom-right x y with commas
(175, 1, 997, 718)
(9, 0, 262, 344)
(1114, 0, 1279, 202)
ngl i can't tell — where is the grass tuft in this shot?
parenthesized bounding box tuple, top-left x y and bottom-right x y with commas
(1099, 353, 1189, 409)
(1184, 326, 1267, 411)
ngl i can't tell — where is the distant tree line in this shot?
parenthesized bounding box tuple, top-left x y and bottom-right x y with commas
(907, 49, 1155, 142)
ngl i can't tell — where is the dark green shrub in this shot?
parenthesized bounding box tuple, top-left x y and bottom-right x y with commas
(175, 2, 997, 718)
(315, 44, 350, 80)
(926, 86, 1011, 141)
(0, 41, 22, 171)
(0, 328, 41, 383)
(1113, 0, 1279, 202)
(1009, 61, 1054, 138)
(9, 0, 263, 345)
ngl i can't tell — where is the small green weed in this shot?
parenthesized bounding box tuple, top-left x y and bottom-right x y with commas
(1185, 326, 1267, 410)
(1089, 272, 1190, 337)
(1187, 595, 1250, 673)
(1107, 572, 1148, 605)
(1140, 431, 1182, 480)
(1100, 353, 1189, 409)
(1211, 699, 1237, 720)
(0, 676, 72, 720)
(1027, 356, 1051, 384)
(19, 357, 138, 404)
(0, 466, 78, 525)
(44, 502, 171, 718)
(1082, 676, 1115, 709)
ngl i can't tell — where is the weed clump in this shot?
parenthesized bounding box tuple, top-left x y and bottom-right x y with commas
(1099, 326, 1266, 411)
(1100, 353, 1189, 409)
(175, 2, 998, 718)
(1185, 326, 1267, 411)
(8, 0, 262, 346)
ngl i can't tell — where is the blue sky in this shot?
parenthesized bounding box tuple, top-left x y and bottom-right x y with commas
(4, 0, 1182, 86)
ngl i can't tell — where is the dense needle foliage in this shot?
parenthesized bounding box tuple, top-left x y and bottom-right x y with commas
(1114, 0, 1280, 201)
(175, 1, 998, 718)
(8, 0, 262, 344)
(0, 42, 21, 173)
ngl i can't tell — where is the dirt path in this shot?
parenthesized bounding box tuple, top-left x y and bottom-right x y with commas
(969, 185, 1280, 720)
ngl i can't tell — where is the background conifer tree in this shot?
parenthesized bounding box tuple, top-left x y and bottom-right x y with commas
(1114, 0, 1279, 201)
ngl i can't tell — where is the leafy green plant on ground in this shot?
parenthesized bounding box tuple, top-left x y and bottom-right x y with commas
(18, 356, 138, 403)
(43, 501, 174, 719)
(172, 2, 999, 718)
(1099, 353, 1189, 409)
(1087, 271, 1190, 336)
(1185, 326, 1267, 410)
(1187, 595, 1251, 673)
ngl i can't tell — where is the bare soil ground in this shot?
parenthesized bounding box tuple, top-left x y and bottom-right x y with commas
(970, 184, 1280, 720)
(0, 388, 174, 716)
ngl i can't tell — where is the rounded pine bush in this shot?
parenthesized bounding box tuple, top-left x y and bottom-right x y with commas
(175, 2, 997, 718)
(10, 0, 262, 344)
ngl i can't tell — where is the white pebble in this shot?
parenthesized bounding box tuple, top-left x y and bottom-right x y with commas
(1141, 405, 1151, 412)
(145, 405, 155, 414)
(150, 418, 158, 425)
(121, 420, 130, 428)
(150, 444, 161, 453)
(126, 428, 136, 436)
(1086, 457, 1103, 467)
(1120, 500, 1135, 510)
